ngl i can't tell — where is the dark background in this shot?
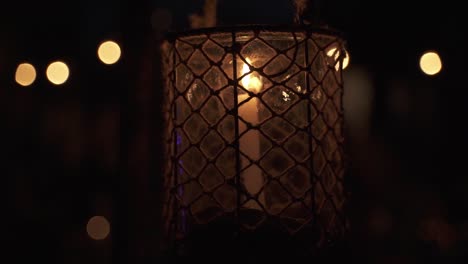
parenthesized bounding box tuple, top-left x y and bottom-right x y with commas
(2, 0, 467, 263)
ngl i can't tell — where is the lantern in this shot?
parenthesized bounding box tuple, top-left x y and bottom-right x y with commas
(161, 25, 348, 257)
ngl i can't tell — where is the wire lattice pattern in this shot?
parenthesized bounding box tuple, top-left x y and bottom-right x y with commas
(161, 26, 347, 255)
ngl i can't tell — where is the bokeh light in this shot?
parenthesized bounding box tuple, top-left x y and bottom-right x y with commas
(46, 61, 70, 85)
(97, 41, 121, 65)
(15, 63, 36, 86)
(419, 51, 442, 75)
(86, 216, 110, 240)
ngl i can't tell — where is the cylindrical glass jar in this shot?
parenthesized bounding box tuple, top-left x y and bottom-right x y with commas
(161, 26, 347, 257)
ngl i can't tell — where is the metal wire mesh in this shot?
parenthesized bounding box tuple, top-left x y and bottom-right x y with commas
(161, 25, 348, 256)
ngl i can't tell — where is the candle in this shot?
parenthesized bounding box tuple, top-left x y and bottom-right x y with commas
(238, 59, 265, 207)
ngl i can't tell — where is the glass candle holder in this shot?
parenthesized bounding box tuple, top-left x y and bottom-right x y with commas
(161, 25, 348, 257)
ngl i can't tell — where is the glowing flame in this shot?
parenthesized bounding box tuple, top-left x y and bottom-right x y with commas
(241, 58, 262, 93)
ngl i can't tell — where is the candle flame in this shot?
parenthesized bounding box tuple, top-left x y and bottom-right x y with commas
(241, 58, 262, 93)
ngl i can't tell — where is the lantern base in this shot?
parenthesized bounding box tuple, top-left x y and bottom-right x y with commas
(162, 209, 347, 260)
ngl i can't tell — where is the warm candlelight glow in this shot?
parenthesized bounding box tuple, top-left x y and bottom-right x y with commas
(238, 58, 265, 206)
(241, 59, 263, 93)
(327, 47, 350, 70)
(163, 29, 347, 242)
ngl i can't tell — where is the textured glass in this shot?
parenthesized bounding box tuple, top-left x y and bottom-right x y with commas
(162, 28, 347, 255)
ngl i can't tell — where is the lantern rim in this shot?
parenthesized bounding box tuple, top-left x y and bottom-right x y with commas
(164, 24, 344, 42)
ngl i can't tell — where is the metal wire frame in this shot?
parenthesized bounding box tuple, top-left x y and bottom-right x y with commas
(161, 25, 349, 257)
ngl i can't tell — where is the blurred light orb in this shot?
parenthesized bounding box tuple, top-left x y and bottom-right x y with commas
(98, 41, 121, 65)
(420, 51, 442, 75)
(87, 216, 110, 240)
(15, 63, 37, 86)
(46, 61, 69, 85)
(326, 47, 350, 70)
